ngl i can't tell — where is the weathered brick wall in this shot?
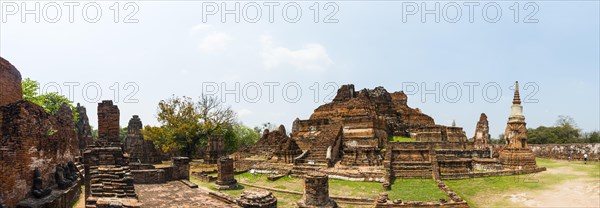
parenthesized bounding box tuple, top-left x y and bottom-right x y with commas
(0, 57, 22, 106)
(0, 101, 78, 207)
(530, 143, 600, 160)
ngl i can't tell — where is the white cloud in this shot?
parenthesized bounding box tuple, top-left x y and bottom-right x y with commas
(190, 24, 212, 34)
(260, 35, 334, 71)
(199, 32, 233, 54)
(238, 108, 253, 117)
(189, 24, 233, 54)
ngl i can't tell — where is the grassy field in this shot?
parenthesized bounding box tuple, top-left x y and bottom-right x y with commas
(193, 171, 448, 206)
(445, 158, 600, 208)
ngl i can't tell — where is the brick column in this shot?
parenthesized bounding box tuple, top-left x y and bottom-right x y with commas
(297, 172, 337, 208)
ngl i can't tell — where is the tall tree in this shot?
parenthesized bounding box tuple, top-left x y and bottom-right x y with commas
(143, 95, 246, 157)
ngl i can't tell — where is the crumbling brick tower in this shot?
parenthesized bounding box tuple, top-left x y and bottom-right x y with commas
(83, 101, 141, 207)
(499, 81, 537, 169)
(472, 113, 491, 149)
(125, 115, 163, 164)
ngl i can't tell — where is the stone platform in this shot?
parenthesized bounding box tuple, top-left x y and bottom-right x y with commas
(135, 181, 238, 208)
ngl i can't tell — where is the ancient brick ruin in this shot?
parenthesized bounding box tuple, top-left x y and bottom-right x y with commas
(83, 101, 141, 207)
(232, 83, 545, 188)
(297, 172, 337, 208)
(498, 82, 538, 169)
(76, 103, 94, 155)
(124, 115, 163, 164)
(236, 190, 277, 208)
(204, 135, 225, 164)
(0, 57, 82, 207)
(215, 157, 238, 190)
(471, 113, 490, 149)
(0, 57, 22, 106)
(0, 57, 81, 207)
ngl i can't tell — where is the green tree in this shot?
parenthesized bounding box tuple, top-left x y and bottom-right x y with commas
(22, 78, 40, 102)
(228, 124, 260, 151)
(582, 131, 600, 143)
(144, 95, 240, 157)
(21, 78, 78, 121)
(119, 127, 129, 142)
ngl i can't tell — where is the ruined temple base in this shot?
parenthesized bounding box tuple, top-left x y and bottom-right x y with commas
(16, 180, 81, 208)
(296, 200, 338, 208)
(498, 148, 538, 170)
(215, 182, 239, 190)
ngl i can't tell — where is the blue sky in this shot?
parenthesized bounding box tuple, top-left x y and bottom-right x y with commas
(1, 1, 598, 137)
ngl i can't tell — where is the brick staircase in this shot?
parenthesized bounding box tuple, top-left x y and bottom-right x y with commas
(295, 149, 329, 165)
(390, 149, 434, 178)
(391, 161, 433, 178)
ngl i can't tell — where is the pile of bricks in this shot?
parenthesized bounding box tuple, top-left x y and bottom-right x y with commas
(88, 165, 136, 198)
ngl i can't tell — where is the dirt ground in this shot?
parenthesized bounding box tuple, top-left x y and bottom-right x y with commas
(503, 162, 600, 207)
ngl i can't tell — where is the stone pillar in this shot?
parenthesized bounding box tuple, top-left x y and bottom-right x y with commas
(171, 157, 190, 180)
(297, 172, 337, 208)
(237, 190, 277, 208)
(215, 157, 238, 190)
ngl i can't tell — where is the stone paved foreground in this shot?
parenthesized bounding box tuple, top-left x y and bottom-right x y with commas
(135, 181, 238, 208)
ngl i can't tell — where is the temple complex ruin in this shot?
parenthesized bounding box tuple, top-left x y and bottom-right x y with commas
(233, 83, 545, 186)
(1, 53, 553, 207)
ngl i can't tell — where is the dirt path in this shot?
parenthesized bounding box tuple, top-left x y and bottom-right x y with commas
(504, 163, 600, 207)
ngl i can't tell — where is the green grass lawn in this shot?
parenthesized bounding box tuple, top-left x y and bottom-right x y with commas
(390, 136, 416, 142)
(388, 178, 449, 201)
(192, 171, 448, 205)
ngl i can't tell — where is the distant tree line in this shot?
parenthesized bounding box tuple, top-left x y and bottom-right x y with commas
(491, 116, 599, 144)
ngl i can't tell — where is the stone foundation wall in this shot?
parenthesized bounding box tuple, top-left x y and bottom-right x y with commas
(131, 169, 166, 184)
(529, 143, 600, 160)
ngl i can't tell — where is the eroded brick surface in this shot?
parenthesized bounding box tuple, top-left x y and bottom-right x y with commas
(0, 57, 79, 207)
(135, 181, 238, 208)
